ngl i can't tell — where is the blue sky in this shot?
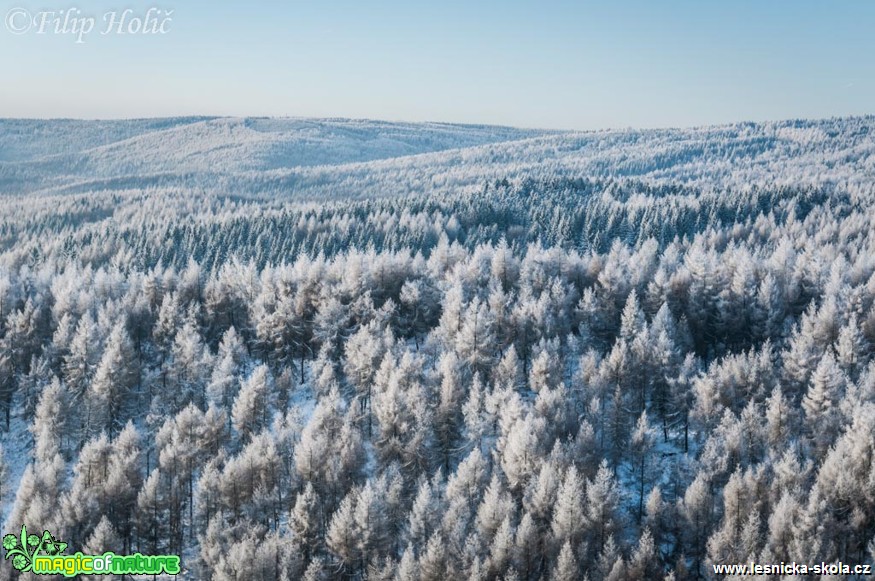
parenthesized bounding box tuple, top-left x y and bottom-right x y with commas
(1, 0, 873, 129)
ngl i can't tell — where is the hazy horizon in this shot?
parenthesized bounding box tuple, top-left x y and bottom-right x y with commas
(2, 112, 874, 134)
(3, 0, 874, 130)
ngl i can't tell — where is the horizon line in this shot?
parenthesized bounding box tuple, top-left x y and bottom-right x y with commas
(2, 112, 874, 135)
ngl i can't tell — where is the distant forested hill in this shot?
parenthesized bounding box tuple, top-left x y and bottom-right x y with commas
(0, 116, 874, 580)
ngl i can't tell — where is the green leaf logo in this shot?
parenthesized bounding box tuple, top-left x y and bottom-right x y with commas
(2, 525, 68, 572)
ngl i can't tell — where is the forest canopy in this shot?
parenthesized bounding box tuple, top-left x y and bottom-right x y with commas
(1, 116, 874, 579)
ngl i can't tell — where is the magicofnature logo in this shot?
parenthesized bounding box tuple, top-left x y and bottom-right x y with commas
(2, 526, 66, 572)
(2, 525, 181, 577)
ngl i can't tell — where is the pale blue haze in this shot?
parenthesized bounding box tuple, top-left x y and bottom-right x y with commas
(1, 0, 873, 129)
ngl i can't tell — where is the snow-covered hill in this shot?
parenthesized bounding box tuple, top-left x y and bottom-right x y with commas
(2, 114, 875, 580)
(3, 116, 873, 201)
(0, 117, 551, 194)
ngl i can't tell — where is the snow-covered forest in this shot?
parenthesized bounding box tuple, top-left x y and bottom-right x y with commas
(2, 116, 875, 579)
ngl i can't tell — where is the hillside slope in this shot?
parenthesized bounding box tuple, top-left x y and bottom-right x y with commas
(0, 117, 552, 194)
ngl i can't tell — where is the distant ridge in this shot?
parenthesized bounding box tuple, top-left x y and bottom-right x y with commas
(1, 115, 873, 199)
